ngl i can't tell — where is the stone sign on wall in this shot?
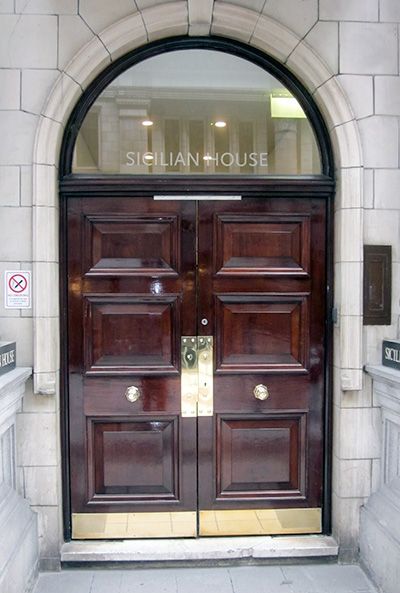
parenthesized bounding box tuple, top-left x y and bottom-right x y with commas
(0, 342, 16, 377)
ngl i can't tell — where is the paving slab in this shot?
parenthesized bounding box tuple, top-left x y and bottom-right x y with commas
(33, 564, 378, 593)
(281, 565, 376, 593)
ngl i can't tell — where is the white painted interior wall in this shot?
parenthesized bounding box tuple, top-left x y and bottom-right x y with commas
(0, 0, 399, 567)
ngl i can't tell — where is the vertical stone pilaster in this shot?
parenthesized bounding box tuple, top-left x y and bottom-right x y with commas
(361, 366, 400, 592)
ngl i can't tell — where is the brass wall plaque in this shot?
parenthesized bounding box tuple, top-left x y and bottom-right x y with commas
(363, 245, 391, 325)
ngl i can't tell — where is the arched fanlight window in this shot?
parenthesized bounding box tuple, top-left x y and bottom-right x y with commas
(71, 48, 323, 176)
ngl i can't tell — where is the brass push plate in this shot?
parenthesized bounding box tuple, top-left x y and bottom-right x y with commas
(181, 336, 213, 417)
(181, 337, 198, 418)
(197, 336, 213, 417)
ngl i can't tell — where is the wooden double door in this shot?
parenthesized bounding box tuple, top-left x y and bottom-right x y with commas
(66, 193, 327, 539)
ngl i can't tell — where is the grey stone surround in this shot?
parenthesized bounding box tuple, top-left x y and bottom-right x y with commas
(1, 0, 400, 565)
(0, 368, 38, 593)
(361, 365, 400, 593)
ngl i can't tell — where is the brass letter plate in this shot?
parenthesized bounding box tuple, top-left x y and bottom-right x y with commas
(181, 336, 213, 417)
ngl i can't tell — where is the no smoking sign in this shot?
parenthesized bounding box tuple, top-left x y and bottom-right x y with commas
(5, 271, 31, 309)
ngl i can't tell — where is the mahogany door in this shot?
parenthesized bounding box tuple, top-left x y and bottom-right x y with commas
(67, 197, 198, 538)
(197, 197, 326, 535)
(66, 194, 327, 539)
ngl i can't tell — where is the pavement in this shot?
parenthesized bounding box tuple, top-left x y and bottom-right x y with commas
(33, 564, 378, 593)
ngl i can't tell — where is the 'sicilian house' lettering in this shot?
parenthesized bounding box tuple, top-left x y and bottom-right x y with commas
(385, 347, 400, 363)
(125, 151, 269, 168)
(0, 350, 15, 368)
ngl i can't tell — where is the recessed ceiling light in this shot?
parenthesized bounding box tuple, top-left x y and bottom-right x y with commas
(142, 120, 153, 127)
(214, 121, 227, 128)
(143, 154, 154, 160)
(203, 155, 215, 161)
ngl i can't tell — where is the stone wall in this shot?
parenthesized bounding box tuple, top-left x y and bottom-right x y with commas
(361, 366, 400, 593)
(0, 0, 399, 565)
(0, 368, 38, 593)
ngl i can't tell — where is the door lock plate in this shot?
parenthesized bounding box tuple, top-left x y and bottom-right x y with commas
(181, 336, 213, 417)
(197, 336, 213, 417)
(181, 337, 198, 418)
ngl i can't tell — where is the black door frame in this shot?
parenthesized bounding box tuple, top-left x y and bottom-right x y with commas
(59, 35, 335, 541)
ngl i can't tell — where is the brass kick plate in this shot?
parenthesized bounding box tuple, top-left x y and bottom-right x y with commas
(181, 336, 213, 417)
(199, 508, 322, 536)
(72, 508, 321, 539)
(72, 511, 197, 539)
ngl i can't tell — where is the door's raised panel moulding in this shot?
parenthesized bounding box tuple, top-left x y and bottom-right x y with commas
(214, 213, 311, 276)
(215, 294, 310, 373)
(87, 417, 179, 503)
(83, 214, 180, 277)
(32, 1, 364, 398)
(83, 296, 180, 374)
(217, 414, 307, 499)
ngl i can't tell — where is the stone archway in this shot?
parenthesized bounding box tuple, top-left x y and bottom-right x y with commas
(31, 1, 364, 556)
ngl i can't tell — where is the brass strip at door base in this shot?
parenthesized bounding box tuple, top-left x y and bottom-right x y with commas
(72, 512, 197, 539)
(199, 508, 322, 536)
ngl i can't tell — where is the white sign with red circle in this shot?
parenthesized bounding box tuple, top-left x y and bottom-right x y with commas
(5, 271, 31, 309)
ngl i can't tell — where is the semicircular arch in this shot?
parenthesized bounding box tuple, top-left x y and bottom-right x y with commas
(32, 3, 362, 398)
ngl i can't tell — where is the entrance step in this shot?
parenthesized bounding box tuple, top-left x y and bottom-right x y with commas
(61, 535, 338, 564)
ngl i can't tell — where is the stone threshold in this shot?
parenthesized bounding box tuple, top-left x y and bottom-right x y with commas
(61, 535, 338, 564)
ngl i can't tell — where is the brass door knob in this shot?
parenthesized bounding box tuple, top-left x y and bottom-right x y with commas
(125, 386, 141, 403)
(253, 384, 269, 401)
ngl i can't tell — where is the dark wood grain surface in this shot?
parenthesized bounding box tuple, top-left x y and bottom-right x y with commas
(67, 194, 327, 518)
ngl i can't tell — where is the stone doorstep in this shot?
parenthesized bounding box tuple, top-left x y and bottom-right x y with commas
(61, 535, 338, 564)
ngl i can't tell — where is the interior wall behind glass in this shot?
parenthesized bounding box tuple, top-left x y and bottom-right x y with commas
(73, 50, 322, 175)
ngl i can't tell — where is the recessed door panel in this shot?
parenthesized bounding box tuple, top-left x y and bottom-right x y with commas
(215, 294, 310, 372)
(89, 418, 178, 501)
(215, 214, 310, 276)
(84, 296, 179, 374)
(83, 215, 180, 276)
(217, 414, 306, 498)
